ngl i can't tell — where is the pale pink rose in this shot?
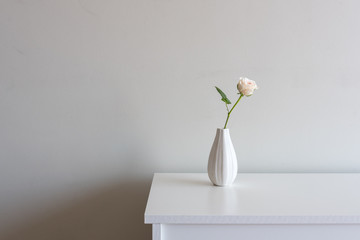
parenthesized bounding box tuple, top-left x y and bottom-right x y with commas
(237, 77, 258, 96)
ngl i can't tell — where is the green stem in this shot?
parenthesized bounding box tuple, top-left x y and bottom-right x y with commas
(225, 103, 229, 113)
(223, 94, 243, 129)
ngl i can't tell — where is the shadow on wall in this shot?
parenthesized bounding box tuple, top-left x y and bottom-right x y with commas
(0, 180, 152, 240)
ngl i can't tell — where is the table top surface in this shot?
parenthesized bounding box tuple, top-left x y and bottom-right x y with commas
(145, 173, 360, 224)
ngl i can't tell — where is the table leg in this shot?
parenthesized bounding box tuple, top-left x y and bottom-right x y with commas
(153, 223, 161, 240)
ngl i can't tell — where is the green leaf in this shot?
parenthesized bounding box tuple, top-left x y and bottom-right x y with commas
(215, 86, 231, 104)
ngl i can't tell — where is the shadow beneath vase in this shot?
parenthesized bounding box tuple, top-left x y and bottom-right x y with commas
(0, 180, 152, 240)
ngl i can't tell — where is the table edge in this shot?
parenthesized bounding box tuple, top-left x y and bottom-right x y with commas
(145, 215, 360, 224)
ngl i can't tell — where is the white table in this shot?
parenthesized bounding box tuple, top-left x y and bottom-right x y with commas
(144, 173, 360, 240)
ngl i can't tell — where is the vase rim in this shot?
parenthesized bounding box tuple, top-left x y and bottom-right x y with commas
(217, 128, 230, 131)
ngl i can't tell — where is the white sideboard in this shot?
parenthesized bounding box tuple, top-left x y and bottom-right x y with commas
(144, 173, 360, 240)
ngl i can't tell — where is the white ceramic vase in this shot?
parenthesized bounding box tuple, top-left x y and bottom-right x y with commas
(207, 128, 238, 186)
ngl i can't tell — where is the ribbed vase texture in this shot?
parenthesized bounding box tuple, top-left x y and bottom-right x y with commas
(208, 128, 238, 186)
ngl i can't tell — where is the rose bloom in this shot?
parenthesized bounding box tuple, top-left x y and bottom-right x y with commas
(237, 77, 258, 96)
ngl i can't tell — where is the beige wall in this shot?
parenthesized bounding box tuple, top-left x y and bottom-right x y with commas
(1, 0, 360, 239)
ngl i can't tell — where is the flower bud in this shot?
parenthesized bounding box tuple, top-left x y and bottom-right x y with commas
(237, 77, 258, 96)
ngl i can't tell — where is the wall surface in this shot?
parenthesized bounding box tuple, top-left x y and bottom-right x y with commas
(1, 0, 360, 239)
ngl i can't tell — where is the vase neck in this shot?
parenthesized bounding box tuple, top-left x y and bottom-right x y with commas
(216, 128, 230, 137)
(217, 128, 230, 132)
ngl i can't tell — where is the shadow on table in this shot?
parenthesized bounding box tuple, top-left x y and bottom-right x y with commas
(0, 180, 152, 240)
